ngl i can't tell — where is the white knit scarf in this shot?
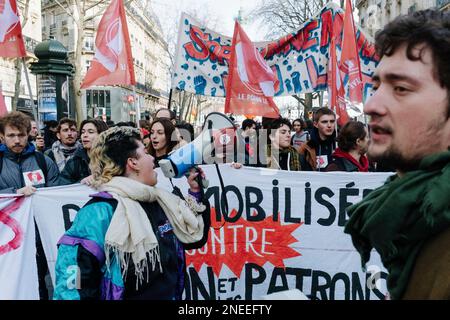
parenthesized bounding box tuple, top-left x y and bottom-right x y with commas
(99, 176, 205, 283)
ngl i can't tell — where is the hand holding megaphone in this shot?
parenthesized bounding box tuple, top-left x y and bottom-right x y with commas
(186, 166, 209, 190)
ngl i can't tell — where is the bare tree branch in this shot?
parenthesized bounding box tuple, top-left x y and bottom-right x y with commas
(54, 0, 79, 27)
(85, 0, 109, 12)
(250, 0, 326, 112)
(63, 0, 74, 16)
(84, 0, 134, 23)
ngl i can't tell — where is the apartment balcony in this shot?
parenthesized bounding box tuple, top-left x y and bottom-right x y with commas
(135, 82, 161, 98)
(24, 35, 39, 54)
(49, 23, 57, 34)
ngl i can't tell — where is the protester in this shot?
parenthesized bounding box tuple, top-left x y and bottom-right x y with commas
(176, 121, 195, 146)
(29, 119, 45, 152)
(45, 118, 81, 172)
(29, 119, 39, 140)
(235, 118, 261, 167)
(139, 119, 151, 131)
(155, 108, 177, 125)
(304, 119, 314, 135)
(299, 107, 336, 171)
(266, 118, 301, 171)
(142, 133, 151, 149)
(59, 119, 108, 185)
(42, 120, 58, 151)
(0, 112, 60, 193)
(147, 118, 178, 166)
(173, 124, 189, 150)
(325, 121, 369, 172)
(115, 121, 136, 128)
(291, 118, 309, 152)
(0, 111, 60, 300)
(140, 127, 149, 140)
(53, 126, 207, 299)
(344, 9, 450, 299)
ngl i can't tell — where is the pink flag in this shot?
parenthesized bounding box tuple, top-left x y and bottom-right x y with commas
(0, 83, 8, 116)
(225, 21, 280, 118)
(339, 0, 363, 103)
(81, 0, 135, 89)
(0, 0, 26, 57)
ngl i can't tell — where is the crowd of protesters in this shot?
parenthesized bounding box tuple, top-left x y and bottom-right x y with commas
(0, 8, 448, 301)
(0, 104, 374, 300)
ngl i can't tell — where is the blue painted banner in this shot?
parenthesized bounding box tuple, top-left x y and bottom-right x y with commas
(172, 2, 379, 100)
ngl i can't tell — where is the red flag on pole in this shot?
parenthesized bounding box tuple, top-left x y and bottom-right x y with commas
(328, 19, 349, 127)
(224, 21, 280, 118)
(81, 0, 135, 89)
(0, 0, 26, 57)
(339, 0, 363, 103)
(0, 82, 8, 116)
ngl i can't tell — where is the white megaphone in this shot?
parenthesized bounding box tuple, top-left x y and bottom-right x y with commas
(159, 112, 236, 179)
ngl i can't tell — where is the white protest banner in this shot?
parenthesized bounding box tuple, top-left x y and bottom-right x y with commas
(31, 184, 94, 285)
(173, 2, 378, 100)
(168, 166, 391, 300)
(0, 195, 38, 300)
(2, 166, 392, 299)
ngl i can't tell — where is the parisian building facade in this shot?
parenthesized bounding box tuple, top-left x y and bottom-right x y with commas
(356, 0, 449, 37)
(0, 0, 41, 114)
(41, 0, 170, 123)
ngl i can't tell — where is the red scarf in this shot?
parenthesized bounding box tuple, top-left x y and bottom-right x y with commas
(332, 148, 369, 172)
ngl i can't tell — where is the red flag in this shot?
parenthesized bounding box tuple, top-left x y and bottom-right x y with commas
(0, 0, 26, 57)
(225, 21, 280, 118)
(328, 19, 349, 127)
(0, 83, 8, 116)
(81, 0, 135, 89)
(339, 0, 363, 103)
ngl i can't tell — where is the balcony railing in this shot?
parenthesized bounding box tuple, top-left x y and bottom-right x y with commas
(24, 35, 39, 53)
(49, 23, 57, 33)
(135, 82, 160, 98)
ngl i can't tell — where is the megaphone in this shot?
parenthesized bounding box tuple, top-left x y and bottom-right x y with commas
(159, 112, 236, 179)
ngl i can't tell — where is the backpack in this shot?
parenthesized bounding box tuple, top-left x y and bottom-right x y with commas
(0, 151, 48, 182)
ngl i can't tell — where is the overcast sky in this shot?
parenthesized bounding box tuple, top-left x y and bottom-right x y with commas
(151, 0, 345, 41)
(151, 0, 266, 40)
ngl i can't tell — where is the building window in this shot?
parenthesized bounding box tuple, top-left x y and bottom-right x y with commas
(84, 36, 94, 51)
(86, 89, 111, 119)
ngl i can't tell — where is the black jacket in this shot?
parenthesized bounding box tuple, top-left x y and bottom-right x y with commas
(0, 143, 60, 193)
(326, 157, 360, 172)
(58, 147, 91, 185)
(300, 127, 336, 171)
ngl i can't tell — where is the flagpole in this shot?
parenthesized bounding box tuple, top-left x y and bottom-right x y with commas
(22, 57, 40, 125)
(167, 87, 173, 110)
(133, 85, 140, 128)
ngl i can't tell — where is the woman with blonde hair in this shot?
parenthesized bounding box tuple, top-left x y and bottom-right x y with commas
(53, 126, 207, 300)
